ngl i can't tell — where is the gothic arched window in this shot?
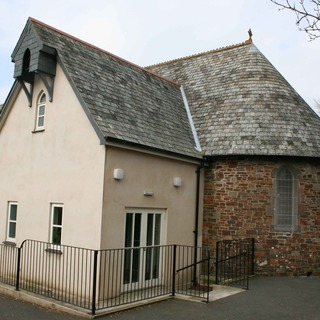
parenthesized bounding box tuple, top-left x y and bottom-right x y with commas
(35, 92, 46, 130)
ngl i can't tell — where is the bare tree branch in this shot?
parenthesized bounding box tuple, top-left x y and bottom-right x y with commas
(271, 0, 320, 40)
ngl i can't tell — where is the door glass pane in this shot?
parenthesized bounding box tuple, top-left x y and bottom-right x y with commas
(145, 213, 162, 281)
(124, 213, 141, 284)
(146, 214, 154, 246)
(145, 214, 154, 280)
(125, 213, 133, 247)
(131, 248, 140, 283)
(133, 214, 141, 247)
(152, 246, 160, 279)
(124, 213, 133, 284)
(145, 246, 152, 281)
(132, 214, 141, 282)
(154, 214, 161, 246)
(152, 214, 161, 279)
(123, 249, 131, 284)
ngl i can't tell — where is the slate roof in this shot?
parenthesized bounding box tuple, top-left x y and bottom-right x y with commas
(15, 18, 201, 159)
(148, 41, 320, 158)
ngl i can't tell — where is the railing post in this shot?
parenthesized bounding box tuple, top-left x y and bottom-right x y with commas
(192, 246, 198, 286)
(207, 251, 210, 303)
(247, 240, 250, 289)
(15, 247, 21, 291)
(215, 241, 219, 285)
(251, 238, 255, 275)
(172, 245, 177, 296)
(91, 250, 98, 315)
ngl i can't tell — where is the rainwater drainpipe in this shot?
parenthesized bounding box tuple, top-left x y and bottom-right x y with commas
(180, 85, 204, 284)
(193, 161, 204, 285)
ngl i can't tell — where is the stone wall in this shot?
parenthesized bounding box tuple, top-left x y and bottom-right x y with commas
(203, 156, 320, 276)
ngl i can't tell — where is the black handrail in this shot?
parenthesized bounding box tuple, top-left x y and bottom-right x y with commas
(216, 252, 247, 263)
(176, 256, 210, 273)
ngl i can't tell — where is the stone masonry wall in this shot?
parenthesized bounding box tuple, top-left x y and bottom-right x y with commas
(203, 156, 320, 276)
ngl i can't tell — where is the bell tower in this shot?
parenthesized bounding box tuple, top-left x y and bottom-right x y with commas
(11, 18, 57, 107)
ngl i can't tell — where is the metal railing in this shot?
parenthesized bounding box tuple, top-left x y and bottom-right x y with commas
(95, 245, 174, 312)
(0, 240, 212, 315)
(174, 245, 211, 303)
(17, 240, 95, 310)
(0, 243, 18, 287)
(215, 238, 254, 290)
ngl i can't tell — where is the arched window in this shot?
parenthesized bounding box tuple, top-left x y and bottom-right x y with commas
(275, 166, 298, 231)
(36, 92, 46, 130)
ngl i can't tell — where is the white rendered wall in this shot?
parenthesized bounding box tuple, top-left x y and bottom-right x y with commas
(0, 64, 105, 249)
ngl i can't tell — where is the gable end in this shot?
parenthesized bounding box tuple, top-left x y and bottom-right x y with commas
(11, 19, 57, 106)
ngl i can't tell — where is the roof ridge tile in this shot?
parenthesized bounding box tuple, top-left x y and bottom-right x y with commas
(29, 17, 180, 87)
(146, 39, 253, 68)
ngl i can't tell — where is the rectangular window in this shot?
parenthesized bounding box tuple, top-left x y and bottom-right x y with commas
(7, 202, 18, 242)
(275, 167, 298, 232)
(51, 204, 63, 245)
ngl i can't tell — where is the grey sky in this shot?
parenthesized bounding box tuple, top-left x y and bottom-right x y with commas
(0, 0, 319, 110)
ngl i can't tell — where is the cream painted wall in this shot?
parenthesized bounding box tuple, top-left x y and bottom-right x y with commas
(0, 64, 106, 249)
(100, 146, 203, 249)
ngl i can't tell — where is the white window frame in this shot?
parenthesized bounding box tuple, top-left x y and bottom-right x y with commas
(35, 92, 46, 130)
(50, 204, 63, 246)
(7, 202, 18, 242)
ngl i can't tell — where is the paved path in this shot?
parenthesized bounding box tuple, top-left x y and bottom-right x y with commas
(102, 276, 320, 320)
(0, 293, 79, 320)
(0, 277, 320, 319)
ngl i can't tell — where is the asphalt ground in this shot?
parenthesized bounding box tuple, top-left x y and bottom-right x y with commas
(0, 276, 320, 320)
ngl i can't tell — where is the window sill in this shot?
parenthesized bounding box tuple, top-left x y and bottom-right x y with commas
(2, 241, 16, 247)
(32, 129, 45, 134)
(45, 248, 62, 255)
(274, 227, 297, 233)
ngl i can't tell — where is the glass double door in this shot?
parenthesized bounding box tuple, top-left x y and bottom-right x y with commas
(123, 209, 163, 289)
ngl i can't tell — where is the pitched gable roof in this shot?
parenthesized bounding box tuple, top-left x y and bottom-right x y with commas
(149, 41, 320, 158)
(12, 18, 201, 159)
